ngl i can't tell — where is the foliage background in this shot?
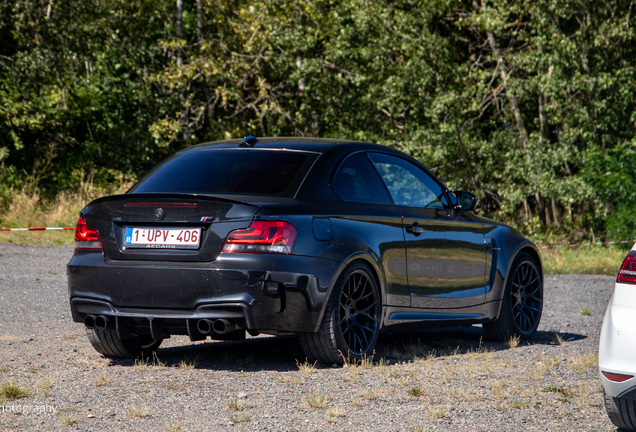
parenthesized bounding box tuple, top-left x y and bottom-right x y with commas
(1, 0, 636, 243)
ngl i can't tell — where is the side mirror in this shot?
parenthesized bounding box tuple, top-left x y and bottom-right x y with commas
(451, 190, 478, 212)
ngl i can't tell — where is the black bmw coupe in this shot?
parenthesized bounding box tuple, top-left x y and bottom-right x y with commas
(67, 137, 543, 364)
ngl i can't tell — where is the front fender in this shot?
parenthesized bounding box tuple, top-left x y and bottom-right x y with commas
(484, 224, 544, 319)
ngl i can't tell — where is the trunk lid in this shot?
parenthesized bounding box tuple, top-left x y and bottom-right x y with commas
(81, 193, 260, 262)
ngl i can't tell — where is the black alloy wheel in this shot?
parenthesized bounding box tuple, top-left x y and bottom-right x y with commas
(483, 252, 543, 341)
(299, 262, 381, 365)
(510, 258, 542, 336)
(338, 268, 380, 356)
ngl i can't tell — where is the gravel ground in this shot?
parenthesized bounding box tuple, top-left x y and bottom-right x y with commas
(0, 243, 618, 431)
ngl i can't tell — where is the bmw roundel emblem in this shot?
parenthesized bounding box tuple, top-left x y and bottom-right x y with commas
(154, 208, 165, 220)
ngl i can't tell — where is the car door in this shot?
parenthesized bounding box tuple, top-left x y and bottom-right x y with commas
(367, 152, 487, 309)
(329, 152, 410, 307)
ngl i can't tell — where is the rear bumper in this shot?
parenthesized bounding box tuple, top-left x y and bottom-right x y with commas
(599, 283, 636, 398)
(67, 250, 343, 334)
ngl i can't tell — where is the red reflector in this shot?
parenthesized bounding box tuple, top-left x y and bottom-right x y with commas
(602, 371, 634, 383)
(74, 218, 103, 250)
(617, 251, 636, 284)
(123, 202, 198, 207)
(222, 221, 297, 254)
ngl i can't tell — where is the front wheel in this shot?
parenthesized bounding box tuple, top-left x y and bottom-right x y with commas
(300, 262, 381, 365)
(484, 252, 543, 341)
(86, 328, 163, 359)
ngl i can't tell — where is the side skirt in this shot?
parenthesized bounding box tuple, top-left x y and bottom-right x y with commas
(380, 300, 501, 333)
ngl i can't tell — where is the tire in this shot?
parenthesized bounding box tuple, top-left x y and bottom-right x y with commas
(484, 252, 543, 342)
(300, 262, 381, 365)
(604, 389, 636, 431)
(86, 328, 163, 359)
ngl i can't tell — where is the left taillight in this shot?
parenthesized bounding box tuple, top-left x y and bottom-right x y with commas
(617, 251, 636, 284)
(222, 221, 297, 254)
(74, 217, 103, 250)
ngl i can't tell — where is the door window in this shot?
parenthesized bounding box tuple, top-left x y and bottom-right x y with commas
(368, 153, 448, 208)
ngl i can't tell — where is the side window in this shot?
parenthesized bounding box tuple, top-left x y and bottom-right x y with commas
(332, 153, 392, 204)
(367, 153, 448, 208)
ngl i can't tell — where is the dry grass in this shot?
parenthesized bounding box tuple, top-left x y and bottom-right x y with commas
(490, 380, 509, 400)
(0, 175, 133, 246)
(350, 398, 365, 407)
(541, 246, 626, 275)
(325, 407, 347, 423)
(542, 356, 560, 369)
(505, 335, 521, 349)
(230, 413, 251, 423)
(426, 406, 446, 419)
(60, 415, 78, 425)
(152, 352, 166, 368)
(296, 359, 317, 374)
(179, 358, 197, 370)
(358, 389, 380, 401)
(133, 357, 149, 372)
(127, 406, 149, 418)
(35, 378, 53, 390)
(554, 332, 566, 345)
(570, 351, 598, 373)
(1, 382, 30, 399)
(306, 391, 332, 408)
(385, 368, 400, 378)
(227, 399, 244, 410)
(341, 374, 360, 384)
(94, 372, 109, 387)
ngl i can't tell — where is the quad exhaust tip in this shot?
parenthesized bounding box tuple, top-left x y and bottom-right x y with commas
(94, 315, 110, 330)
(197, 319, 214, 335)
(84, 314, 96, 329)
(84, 315, 111, 331)
(213, 319, 235, 335)
(196, 318, 236, 335)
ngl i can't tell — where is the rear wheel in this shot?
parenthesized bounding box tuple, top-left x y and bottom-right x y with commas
(604, 390, 636, 431)
(484, 252, 543, 341)
(86, 328, 163, 359)
(300, 262, 381, 365)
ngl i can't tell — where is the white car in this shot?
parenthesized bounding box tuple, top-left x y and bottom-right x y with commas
(600, 245, 636, 430)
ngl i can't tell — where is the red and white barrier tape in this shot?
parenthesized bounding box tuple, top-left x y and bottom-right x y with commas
(0, 227, 75, 232)
(539, 240, 636, 249)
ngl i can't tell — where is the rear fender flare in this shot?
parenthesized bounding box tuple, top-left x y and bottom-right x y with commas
(311, 252, 386, 333)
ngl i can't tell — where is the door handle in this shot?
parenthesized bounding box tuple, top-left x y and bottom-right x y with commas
(406, 223, 425, 235)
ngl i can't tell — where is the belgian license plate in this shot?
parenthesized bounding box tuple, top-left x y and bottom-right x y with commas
(124, 227, 201, 249)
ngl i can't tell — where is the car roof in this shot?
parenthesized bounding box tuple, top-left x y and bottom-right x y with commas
(184, 137, 392, 154)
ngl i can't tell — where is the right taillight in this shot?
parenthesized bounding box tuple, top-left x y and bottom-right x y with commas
(222, 221, 297, 254)
(74, 217, 103, 250)
(617, 251, 636, 284)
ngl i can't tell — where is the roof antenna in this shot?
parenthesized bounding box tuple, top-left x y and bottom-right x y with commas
(240, 135, 259, 147)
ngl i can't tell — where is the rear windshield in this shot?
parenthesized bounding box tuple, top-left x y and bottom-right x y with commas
(130, 149, 317, 197)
